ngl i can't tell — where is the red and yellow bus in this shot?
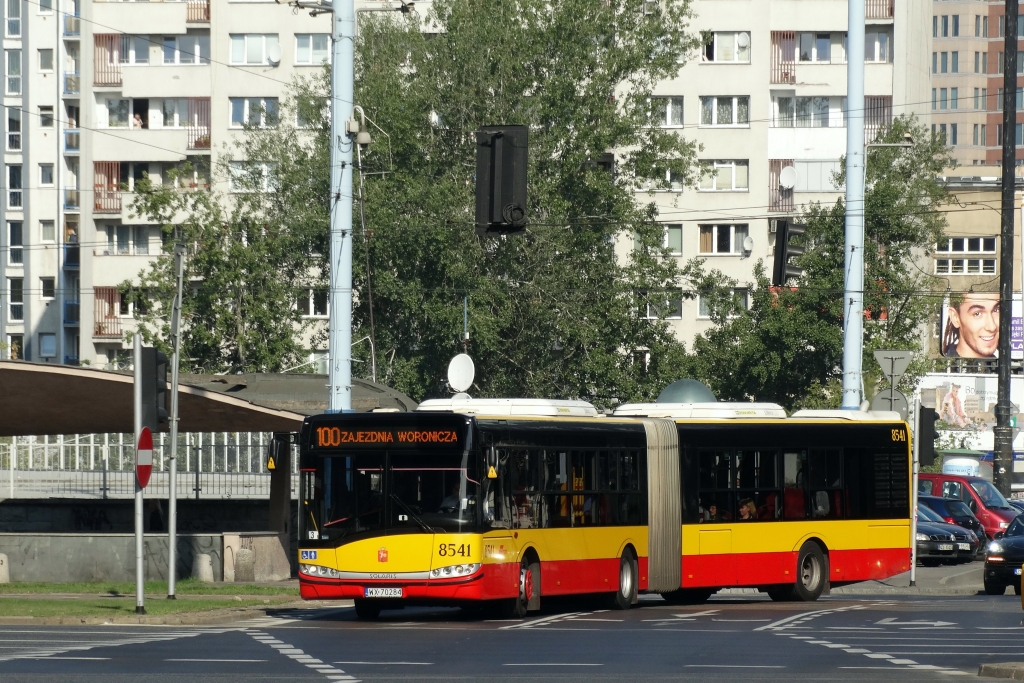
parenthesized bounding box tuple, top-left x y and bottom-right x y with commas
(297, 398, 911, 618)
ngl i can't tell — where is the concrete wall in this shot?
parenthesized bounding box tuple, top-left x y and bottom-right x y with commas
(0, 533, 223, 583)
(0, 499, 273, 533)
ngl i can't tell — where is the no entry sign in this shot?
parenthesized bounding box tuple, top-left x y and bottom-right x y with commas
(136, 427, 153, 489)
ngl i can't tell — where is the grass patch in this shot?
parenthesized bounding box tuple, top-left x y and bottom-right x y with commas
(0, 579, 298, 597)
(0, 596, 293, 618)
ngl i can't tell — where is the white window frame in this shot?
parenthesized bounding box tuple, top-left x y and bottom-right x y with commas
(698, 288, 749, 319)
(698, 223, 749, 255)
(6, 107, 20, 151)
(5, 0, 19, 38)
(38, 332, 56, 358)
(229, 160, 277, 192)
(700, 95, 749, 127)
(297, 288, 328, 318)
(156, 98, 187, 129)
(163, 32, 210, 66)
(5, 49, 20, 95)
(935, 258, 996, 275)
(698, 160, 749, 192)
(39, 277, 55, 300)
(39, 164, 54, 187)
(39, 219, 55, 242)
(642, 290, 683, 320)
(105, 98, 130, 128)
(38, 48, 53, 72)
(865, 30, 892, 63)
(295, 34, 330, 65)
(665, 223, 682, 255)
(229, 97, 279, 128)
(7, 164, 21, 209)
(7, 220, 22, 266)
(230, 34, 280, 66)
(8, 277, 23, 322)
(702, 31, 751, 63)
(650, 96, 683, 127)
(798, 33, 833, 63)
(37, 0, 53, 13)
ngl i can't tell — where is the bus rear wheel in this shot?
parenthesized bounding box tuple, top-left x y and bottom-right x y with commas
(353, 599, 381, 620)
(793, 542, 827, 601)
(609, 550, 638, 610)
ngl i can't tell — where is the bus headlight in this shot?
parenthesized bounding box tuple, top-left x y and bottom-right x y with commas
(300, 563, 342, 579)
(430, 563, 481, 578)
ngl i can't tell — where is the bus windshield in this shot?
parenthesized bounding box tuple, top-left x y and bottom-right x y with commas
(306, 451, 480, 544)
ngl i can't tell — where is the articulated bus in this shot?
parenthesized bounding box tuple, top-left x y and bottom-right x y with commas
(297, 398, 911, 619)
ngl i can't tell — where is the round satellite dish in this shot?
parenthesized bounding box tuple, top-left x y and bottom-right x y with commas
(779, 165, 797, 190)
(742, 235, 754, 252)
(656, 379, 717, 403)
(447, 354, 475, 393)
(737, 32, 750, 48)
(267, 43, 283, 66)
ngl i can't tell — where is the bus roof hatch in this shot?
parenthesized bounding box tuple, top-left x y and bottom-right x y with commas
(612, 403, 787, 419)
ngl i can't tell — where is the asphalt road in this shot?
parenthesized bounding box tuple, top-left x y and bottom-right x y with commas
(2, 592, 1023, 682)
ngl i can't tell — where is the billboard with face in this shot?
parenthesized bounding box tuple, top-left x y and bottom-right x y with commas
(942, 291, 1000, 358)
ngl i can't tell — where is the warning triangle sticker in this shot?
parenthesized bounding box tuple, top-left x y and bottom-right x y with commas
(487, 465, 497, 479)
(267, 456, 276, 471)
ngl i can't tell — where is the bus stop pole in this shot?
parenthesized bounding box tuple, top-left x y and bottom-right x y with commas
(910, 395, 920, 588)
(134, 333, 145, 614)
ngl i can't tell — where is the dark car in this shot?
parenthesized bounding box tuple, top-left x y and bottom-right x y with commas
(1009, 499, 1024, 516)
(918, 503, 981, 561)
(983, 516, 1024, 595)
(916, 520, 960, 566)
(919, 495, 986, 539)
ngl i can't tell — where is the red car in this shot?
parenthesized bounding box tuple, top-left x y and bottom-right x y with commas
(919, 473, 1019, 539)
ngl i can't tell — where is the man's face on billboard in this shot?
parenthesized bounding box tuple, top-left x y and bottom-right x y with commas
(950, 292, 1000, 357)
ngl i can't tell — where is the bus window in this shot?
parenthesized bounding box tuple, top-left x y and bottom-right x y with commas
(843, 448, 909, 519)
(807, 449, 843, 519)
(313, 455, 384, 542)
(783, 451, 806, 520)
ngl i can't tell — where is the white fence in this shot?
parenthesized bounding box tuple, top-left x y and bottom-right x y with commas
(0, 432, 299, 500)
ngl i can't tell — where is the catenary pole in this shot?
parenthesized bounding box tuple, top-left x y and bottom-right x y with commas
(167, 243, 184, 599)
(134, 333, 145, 614)
(841, 0, 866, 409)
(996, 0, 1019, 497)
(327, 0, 355, 413)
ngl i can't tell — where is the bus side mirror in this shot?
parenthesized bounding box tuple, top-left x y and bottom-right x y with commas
(487, 447, 498, 479)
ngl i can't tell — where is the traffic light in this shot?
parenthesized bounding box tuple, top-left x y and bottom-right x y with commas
(140, 346, 169, 432)
(771, 221, 806, 286)
(475, 125, 528, 236)
(917, 406, 940, 467)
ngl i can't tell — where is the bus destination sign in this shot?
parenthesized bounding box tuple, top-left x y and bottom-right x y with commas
(314, 426, 460, 448)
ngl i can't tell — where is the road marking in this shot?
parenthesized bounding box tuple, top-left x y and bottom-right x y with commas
(876, 618, 956, 627)
(503, 663, 603, 666)
(248, 631, 359, 682)
(23, 657, 110, 661)
(166, 658, 268, 662)
(712, 618, 771, 622)
(335, 662, 432, 665)
(888, 659, 919, 665)
(683, 665, 786, 668)
(500, 612, 583, 630)
(567, 618, 624, 622)
(0, 629, 207, 662)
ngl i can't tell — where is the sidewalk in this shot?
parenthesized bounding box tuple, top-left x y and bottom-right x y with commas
(832, 562, 984, 595)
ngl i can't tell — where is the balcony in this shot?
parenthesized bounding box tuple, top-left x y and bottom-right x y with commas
(63, 72, 80, 95)
(64, 129, 80, 153)
(187, 0, 210, 22)
(63, 14, 80, 37)
(188, 98, 211, 150)
(64, 244, 80, 269)
(64, 356, 80, 366)
(94, 35, 121, 86)
(64, 189, 80, 211)
(769, 159, 795, 213)
(94, 188, 121, 214)
(93, 287, 122, 339)
(866, 0, 894, 19)
(64, 301, 80, 326)
(770, 31, 796, 85)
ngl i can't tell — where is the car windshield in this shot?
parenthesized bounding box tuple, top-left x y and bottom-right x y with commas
(1006, 517, 1024, 537)
(917, 504, 944, 523)
(970, 480, 1013, 510)
(947, 499, 974, 517)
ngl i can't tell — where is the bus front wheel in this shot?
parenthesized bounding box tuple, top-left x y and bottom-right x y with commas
(609, 550, 638, 610)
(353, 599, 381, 620)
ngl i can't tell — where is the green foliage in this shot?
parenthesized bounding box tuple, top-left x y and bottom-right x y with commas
(684, 116, 954, 410)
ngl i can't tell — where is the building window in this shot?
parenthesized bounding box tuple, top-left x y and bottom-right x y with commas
(7, 164, 21, 209)
(982, 52, 988, 74)
(106, 98, 129, 128)
(698, 224, 749, 254)
(229, 97, 279, 128)
(699, 161, 748, 191)
(228, 161, 277, 192)
(702, 31, 751, 63)
(297, 288, 328, 317)
(953, 14, 959, 36)
(7, 220, 21, 265)
(940, 88, 947, 110)
(932, 52, 937, 74)
(38, 0, 52, 12)
(39, 164, 54, 187)
(941, 52, 948, 73)
(38, 333, 56, 358)
(797, 33, 831, 62)
(5, 49, 19, 94)
(699, 288, 749, 318)
(700, 96, 749, 126)
(8, 277, 22, 321)
(39, 105, 53, 128)
(107, 225, 130, 255)
(935, 236, 997, 274)
(6, 107, 19, 151)
(951, 87, 958, 109)
(5, 0, 18, 37)
(38, 48, 53, 72)
(6, 334, 22, 359)
(934, 16, 938, 38)
(931, 88, 936, 110)
(40, 277, 55, 299)
(163, 32, 210, 65)
(665, 224, 682, 255)
(650, 97, 683, 127)
(642, 291, 683, 320)
(950, 123, 958, 145)
(40, 219, 54, 241)
(865, 30, 892, 63)
(951, 51, 958, 73)
(157, 98, 187, 128)
(230, 34, 280, 66)
(295, 34, 329, 65)
(942, 15, 949, 37)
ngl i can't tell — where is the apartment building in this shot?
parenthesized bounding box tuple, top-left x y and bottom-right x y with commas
(641, 0, 930, 345)
(931, 1, 1024, 166)
(0, 0, 333, 368)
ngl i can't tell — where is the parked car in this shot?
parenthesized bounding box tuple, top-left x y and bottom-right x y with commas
(983, 516, 1024, 595)
(1008, 499, 1024, 516)
(919, 494, 987, 540)
(918, 503, 981, 561)
(919, 473, 1019, 539)
(916, 521, 960, 566)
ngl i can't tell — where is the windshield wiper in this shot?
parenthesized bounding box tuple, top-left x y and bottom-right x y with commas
(390, 494, 439, 534)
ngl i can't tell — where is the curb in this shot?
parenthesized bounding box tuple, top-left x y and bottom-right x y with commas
(0, 599, 314, 626)
(979, 663, 1024, 679)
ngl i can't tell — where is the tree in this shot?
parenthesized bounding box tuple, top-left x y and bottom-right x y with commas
(130, 0, 705, 404)
(684, 116, 954, 410)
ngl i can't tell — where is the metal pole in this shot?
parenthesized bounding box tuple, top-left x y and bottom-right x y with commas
(996, 0, 1019, 497)
(133, 333, 145, 614)
(327, 0, 355, 413)
(167, 243, 184, 599)
(841, 0, 866, 410)
(910, 395, 920, 587)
